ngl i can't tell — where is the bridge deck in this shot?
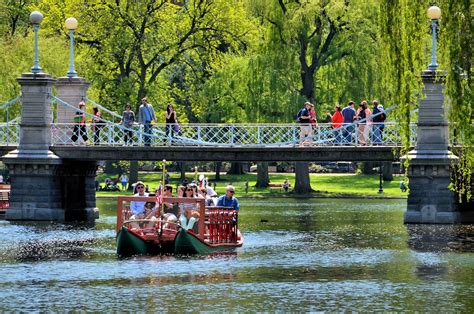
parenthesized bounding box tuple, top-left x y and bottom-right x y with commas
(0, 145, 402, 162)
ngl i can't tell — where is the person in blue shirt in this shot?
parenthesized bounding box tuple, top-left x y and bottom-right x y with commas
(341, 100, 356, 144)
(138, 97, 156, 146)
(217, 185, 240, 210)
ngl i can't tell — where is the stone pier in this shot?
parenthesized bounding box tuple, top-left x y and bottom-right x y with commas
(3, 73, 98, 222)
(404, 70, 472, 223)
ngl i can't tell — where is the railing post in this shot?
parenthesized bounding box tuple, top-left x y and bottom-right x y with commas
(168, 124, 173, 145)
(108, 123, 113, 145)
(354, 123, 358, 146)
(230, 126, 235, 146)
(257, 126, 261, 144)
(197, 125, 202, 143)
(293, 126, 297, 147)
(138, 125, 143, 146)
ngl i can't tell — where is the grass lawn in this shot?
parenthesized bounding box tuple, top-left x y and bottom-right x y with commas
(96, 172, 407, 199)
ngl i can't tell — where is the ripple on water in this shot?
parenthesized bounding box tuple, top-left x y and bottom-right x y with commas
(0, 198, 473, 312)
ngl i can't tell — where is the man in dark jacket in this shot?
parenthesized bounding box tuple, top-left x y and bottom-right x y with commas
(371, 100, 386, 144)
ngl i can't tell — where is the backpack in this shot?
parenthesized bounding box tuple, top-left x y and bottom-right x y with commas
(296, 108, 304, 122)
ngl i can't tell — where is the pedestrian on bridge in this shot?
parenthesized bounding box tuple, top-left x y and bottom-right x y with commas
(91, 107, 103, 145)
(138, 97, 156, 146)
(355, 101, 371, 145)
(297, 102, 312, 147)
(371, 101, 386, 145)
(120, 103, 135, 145)
(328, 104, 343, 144)
(309, 103, 319, 141)
(341, 101, 356, 144)
(71, 101, 88, 145)
(165, 103, 178, 144)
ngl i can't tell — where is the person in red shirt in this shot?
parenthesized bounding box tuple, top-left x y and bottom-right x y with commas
(328, 104, 344, 145)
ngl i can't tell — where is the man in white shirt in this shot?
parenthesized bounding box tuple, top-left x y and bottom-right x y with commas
(129, 181, 149, 228)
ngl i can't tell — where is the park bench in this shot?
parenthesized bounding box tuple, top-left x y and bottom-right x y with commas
(268, 183, 291, 191)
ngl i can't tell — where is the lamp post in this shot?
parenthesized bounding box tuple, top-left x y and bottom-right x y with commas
(378, 163, 383, 194)
(29, 11, 43, 74)
(427, 6, 441, 71)
(65, 17, 78, 77)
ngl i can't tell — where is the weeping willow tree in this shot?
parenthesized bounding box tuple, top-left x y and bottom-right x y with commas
(380, 0, 473, 203)
(379, 0, 426, 156)
(440, 0, 473, 203)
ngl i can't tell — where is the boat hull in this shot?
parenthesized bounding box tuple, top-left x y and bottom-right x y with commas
(116, 226, 148, 256)
(174, 230, 242, 255)
(116, 227, 178, 256)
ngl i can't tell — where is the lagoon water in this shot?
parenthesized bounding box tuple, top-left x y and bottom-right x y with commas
(0, 198, 473, 311)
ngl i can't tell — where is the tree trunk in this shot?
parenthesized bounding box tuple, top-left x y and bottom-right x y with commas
(255, 162, 269, 188)
(293, 162, 312, 194)
(227, 162, 244, 175)
(128, 161, 139, 191)
(215, 162, 221, 181)
(179, 162, 186, 181)
(361, 162, 377, 174)
(383, 162, 393, 181)
(300, 68, 315, 102)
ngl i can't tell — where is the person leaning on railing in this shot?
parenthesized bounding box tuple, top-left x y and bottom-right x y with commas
(328, 104, 344, 145)
(371, 101, 386, 145)
(120, 103, 135, 146)
(297, 102, 312, 147)
(71, 101, 88, 144)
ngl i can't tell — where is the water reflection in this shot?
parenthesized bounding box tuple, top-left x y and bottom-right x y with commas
(0, 198, 473, 312)
(406, 224, 474, 253)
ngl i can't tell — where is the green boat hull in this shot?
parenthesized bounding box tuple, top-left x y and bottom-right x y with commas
(174, 230, 240, 255)
(116, 226, 148, 256)
(117, 227, 241, 256)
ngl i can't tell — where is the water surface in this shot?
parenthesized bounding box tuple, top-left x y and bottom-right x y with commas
(0, 198, 473, 311)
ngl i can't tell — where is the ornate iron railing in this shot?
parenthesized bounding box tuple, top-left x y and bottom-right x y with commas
(46, 122, 417, 147)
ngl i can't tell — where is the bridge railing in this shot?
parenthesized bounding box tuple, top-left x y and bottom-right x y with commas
(46, 122, 418, 147)
(0, 122, 20, 146)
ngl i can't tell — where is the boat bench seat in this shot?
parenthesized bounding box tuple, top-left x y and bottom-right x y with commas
(0, 191, 9, 209)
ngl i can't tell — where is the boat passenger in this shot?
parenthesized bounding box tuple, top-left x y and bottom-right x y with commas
(162, 213, 178, 230)
(188, 183, 200, 198)
(129, 181, 149, 228)
(216, 185, 240, 210)
(179, 185, 197, 228)
(205, 182, 217, 197)
(186, 210, 201, 233)
(163, 185, 180, 216)
(200, 187, 215, 206)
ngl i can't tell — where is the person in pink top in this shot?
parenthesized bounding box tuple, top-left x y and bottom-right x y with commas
(309, 103, 318, 144)
(355, 101, 371, 145)
(91, 106, 103, 145)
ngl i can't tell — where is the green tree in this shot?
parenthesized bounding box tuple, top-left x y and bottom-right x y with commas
(247, 0, 379, 193)
(440, 0, 473, 202)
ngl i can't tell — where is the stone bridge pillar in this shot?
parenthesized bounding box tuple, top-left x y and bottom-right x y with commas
(55, 77, 98, 222)
(55, 76, 89, 123)
(3, 73, 63, 220)
(2, 73, 98, 222)
(403, 70, 470, 223)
